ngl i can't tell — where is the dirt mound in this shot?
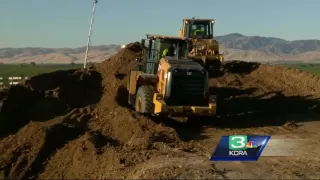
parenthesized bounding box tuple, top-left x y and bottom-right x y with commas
(0, 108, 91, 179)
(210, 60, 320, 128)
(0, 42, 183, 179)
(95, 41, 142, 111)
(0, 69, 102, 137)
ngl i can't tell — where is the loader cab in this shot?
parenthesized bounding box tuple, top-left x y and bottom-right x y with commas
(137, 34, 192, 74)
(180, 18, 215, 39)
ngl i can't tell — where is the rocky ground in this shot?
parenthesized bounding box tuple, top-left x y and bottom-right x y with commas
(0, 42, 319, 179)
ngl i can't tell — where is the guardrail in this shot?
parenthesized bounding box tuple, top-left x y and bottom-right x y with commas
(0, 76, 29, 89)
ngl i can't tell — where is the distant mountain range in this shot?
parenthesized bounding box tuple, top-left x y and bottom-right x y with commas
(1, 33, 320, 64)
(0, 45, 120, 64)
(216, 33, 320, 54)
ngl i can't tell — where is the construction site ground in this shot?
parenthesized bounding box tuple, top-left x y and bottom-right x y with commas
(0, 42, 320, 179)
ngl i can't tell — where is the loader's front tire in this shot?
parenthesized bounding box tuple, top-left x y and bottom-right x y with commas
(135, 85, 155, 114)
(205, 60, 222, 71)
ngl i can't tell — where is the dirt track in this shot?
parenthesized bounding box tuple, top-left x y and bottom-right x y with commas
(0, 42, 320, 179)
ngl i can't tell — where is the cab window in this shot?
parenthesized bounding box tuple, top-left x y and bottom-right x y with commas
(185, 21, 212, 38)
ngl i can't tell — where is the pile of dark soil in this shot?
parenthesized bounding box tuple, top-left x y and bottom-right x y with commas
(209, 61, 320, 128)
(0, 42, 181, 179)
(0, 69, 102, 137)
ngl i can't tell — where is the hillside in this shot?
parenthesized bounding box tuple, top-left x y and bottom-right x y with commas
(217, 33, 320, 63)
(216, 33, 320, 54)
(0, 45, 120, 64)
(1, 34, 320, 64)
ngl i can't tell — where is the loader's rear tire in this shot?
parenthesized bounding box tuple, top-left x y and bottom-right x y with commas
(135, 85, 155, 114)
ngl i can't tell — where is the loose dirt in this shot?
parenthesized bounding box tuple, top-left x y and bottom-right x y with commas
(0, 42, 320, 179)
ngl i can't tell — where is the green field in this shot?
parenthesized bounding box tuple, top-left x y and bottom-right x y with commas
(0, 64, 83, 79)
(279, 63, 320, 76)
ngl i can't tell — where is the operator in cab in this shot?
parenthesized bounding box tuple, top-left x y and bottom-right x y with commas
(162, 44, 176, 57)
(193, 25, 205, 36)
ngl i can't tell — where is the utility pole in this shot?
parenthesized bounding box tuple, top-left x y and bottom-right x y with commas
(84, 0, 98, 69)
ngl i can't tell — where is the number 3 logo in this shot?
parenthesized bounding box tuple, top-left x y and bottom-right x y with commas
(229, 135, 247, 150)
(231, 136, 245, 148)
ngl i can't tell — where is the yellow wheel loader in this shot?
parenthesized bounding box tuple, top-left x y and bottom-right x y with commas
(127, 34, 217, 117)
(179, 18, 224, 70)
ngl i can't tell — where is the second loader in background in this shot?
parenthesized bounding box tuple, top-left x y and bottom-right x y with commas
(179, 18, 224, 70)
(127, 34, 217, 118)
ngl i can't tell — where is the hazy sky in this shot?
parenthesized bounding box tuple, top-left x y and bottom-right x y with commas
(1, 0, 320, 48)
